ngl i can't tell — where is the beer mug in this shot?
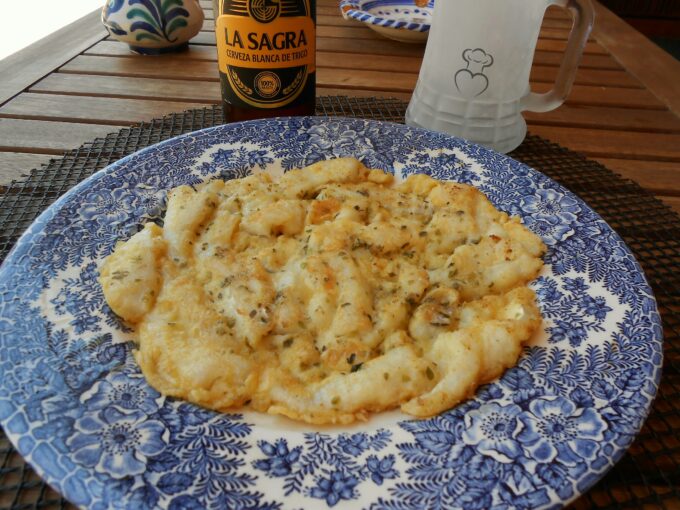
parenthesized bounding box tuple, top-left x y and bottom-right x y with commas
(406, 0, 594, 153)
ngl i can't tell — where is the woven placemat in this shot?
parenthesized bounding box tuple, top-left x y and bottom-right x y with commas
(1, 97, 679, 510)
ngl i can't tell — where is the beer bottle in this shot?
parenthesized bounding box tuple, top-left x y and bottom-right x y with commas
(212, 0, 316, 122)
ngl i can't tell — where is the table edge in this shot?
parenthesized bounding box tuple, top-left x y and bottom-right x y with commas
(592, 0, 680, 117)
(0, 9, 107, 106)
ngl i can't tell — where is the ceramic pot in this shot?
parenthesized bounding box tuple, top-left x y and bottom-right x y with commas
(102, 0, 204, 54)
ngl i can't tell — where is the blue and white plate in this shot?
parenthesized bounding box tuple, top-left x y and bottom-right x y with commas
(340, 0, 433, 43)
(0, 117, 663, 509)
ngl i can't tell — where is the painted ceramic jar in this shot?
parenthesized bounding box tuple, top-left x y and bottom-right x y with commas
(102, 0, 204, 54)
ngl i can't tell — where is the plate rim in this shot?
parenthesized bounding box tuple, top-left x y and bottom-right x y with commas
(340, 0, 433, 33)
(0, 116, 664, 509)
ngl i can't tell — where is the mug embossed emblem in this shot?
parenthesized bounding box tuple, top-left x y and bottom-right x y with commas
(454, 48, 494, 98)
(406, 0, 594, 153)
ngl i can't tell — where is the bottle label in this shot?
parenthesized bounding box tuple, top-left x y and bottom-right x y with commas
(216, 0, 315, 109)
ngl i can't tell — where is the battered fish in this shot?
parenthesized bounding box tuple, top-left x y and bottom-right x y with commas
(100, 158, 545, 424)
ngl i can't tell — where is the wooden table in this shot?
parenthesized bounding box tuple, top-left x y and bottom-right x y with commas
(1, 0, 680, 214)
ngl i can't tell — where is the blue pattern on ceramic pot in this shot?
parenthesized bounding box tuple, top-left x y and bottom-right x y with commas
(101, 0, 204, 54)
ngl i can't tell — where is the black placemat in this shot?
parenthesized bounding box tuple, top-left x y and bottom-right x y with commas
(1, 97, 679, 510)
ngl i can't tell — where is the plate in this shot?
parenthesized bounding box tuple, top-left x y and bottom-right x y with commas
(0, 117, 662, 509)
(340, 0, 433, 44)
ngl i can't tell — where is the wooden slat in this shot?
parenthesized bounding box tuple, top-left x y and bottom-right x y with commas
(318, 68, 414, 93)
(539, 85, 664, 110)
(204, 9, 396, 26)
(321, 36, 610, 57)
(533, 52, 621, 70)
(316, 0, 572, 20)
(311, 66, 640, 94)
(524, 105, 680, 133)
(316, 12, 578, 29)
(202, 19, 590, 42)
(529, 125, 680, 162)
(186, 30, 609, 55)
(24, 75, 410, 103)
(203, 8, 581, 28)
(539, 17, 574, 29)
(19, 93, 668, 140)
(200, 11, 357, 26)
(89, 44, 428, 72)
(122, 47, 621, 83)
(59, 54, 640, 89)
(0, 10, 106, 105)
(189, 32, 217, 45)
(31, 72, 662, 113)
(85, 40, 623, 71)
(0, 93, 213, 126)
(87, 44, 427, 73)
(31, 74, 222, 103)
(89, 39, 628, 88)
(61, 55, 219, 81)
(0, 119, 121, 154)
(280, 31, 428, 56)
(0, 152, 54, 185)
(316, 0, 556, 8)
(591, 2, 680, 116)
(546, 38, 608, 55)
(529, 66, 639, 88)
(660, 196, 680, 215)
(317, 14, 379, 27)
(89, 41, 218, 60)
(317, 4, 379, 16)
(595, 158, 680, 195)
(316, 86, 412, 101)
(208, 0, 578, 28)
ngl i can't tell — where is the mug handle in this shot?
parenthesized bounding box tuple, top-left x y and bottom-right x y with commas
(520, 0, 595, 113)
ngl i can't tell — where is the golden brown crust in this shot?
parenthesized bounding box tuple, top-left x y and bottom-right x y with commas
(100, 158, 546, 424)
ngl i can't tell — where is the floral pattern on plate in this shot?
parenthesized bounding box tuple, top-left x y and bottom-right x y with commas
(0, 117, 662, 509)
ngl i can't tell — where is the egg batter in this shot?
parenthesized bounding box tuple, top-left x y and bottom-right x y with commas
(100, 158, 545, 424)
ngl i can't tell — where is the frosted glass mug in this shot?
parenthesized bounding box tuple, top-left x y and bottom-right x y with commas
(406, 0, 594, 153)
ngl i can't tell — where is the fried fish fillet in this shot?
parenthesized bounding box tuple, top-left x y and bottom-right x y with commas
(100, 158, 545, 424)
